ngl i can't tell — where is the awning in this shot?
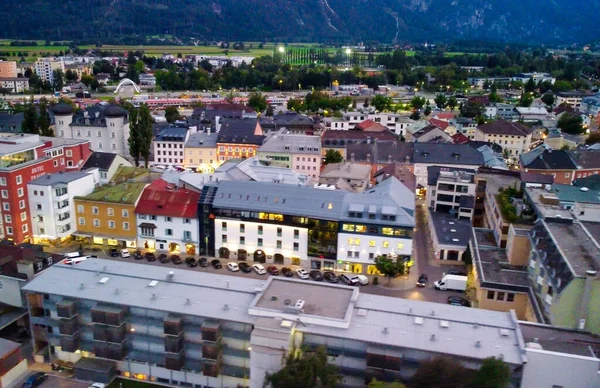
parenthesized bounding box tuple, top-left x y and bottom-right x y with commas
(138, 222, 157, 229)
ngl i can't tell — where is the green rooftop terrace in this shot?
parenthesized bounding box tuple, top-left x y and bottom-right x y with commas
(76, 181, 147, 204)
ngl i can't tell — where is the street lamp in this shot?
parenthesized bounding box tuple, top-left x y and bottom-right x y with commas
(345, 48, 351, 67)
(278, 46, 285, 53)
(279, 79, 283, 92)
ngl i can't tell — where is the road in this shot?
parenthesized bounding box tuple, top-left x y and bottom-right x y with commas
(10, 374, 88, 388)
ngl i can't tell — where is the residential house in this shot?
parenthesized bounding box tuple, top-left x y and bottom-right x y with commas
(134, 179, 200, 255)
(427, 211, 471, 262)
(406, 124, 452, 143)
(52, 103, 130, 157)
(569, 149, 600, 180)
(183, 132, 218, 173)
(426, 166, 476, 220)
(485, 103, 517, 120)
(190, 103, 256, 133)
(257, 129, 321, 181)
(0, 78, 29, 93)
(64, 63, 92, 81)
(556, 91, 592, 110)
(216, 119, 265, 162)
(27, 171, 95, 244)
(372, 164, 416, 192)
(138, 73, 156, 87)
(0, 112, 24, 133)
(34, 58, 64, 84)
(520, 148, 600, 184)
(321, 129, 398, 160)
(580, 94, 600, 116)
(475, 120, 533, 159)
(81, 151, 132, 185)
(153, 125, 190, 167)
(324, 111, 409, 137)
(259, 112, 319, 135)
(319, 162, 372, 192)
(0, 61, 17, 78)
(449, 117, 478, 139)
(515, 106, 550, 122)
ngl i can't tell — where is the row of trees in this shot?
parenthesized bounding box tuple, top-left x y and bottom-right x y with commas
(21, 97, 53, 136)
(266, 345, 511, 388)
(125, 103, 153, 167)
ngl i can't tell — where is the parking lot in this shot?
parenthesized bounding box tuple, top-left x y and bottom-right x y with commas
(12, 374, 89, 388)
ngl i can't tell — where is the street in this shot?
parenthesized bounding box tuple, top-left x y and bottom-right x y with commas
(11, 374, 89, 388)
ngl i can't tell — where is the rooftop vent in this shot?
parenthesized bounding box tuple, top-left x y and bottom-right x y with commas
(580, 187, 589, 192)
(98, 277, 110, 284)
(440, 320, 450, 328)
(475, 341, 481, 348)
(167, 271, 174, 281)
(500, 329, 510, 337)
(414, 317, 424, 325)
(357, 309, 367, 317)
(148, 280, 159, 287)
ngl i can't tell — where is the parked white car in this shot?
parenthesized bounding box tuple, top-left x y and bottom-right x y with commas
(227, 262, 240, 272)
(296, 269, 310, 279)
(120, 249, 130, 258)
(252, 264, 266, 275)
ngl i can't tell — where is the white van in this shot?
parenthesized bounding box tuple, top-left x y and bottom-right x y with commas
(63, 256, 89, 265)
(340, 274, 369, 286)
(63, 252, 81, 259)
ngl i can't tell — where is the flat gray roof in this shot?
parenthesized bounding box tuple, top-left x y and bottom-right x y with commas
(546, 222, 600, 275)
(519, 322, 600, 358)
(185, 132, 217, 148)
(430, 211, 472, 248)
(29, 171, 91, 186)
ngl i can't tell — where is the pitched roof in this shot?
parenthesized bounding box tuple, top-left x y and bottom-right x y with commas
(519, 171, 554, 185)
(451, 133, 470, 144)
(520, 148, 578, 170)
(477, 120, 532, 136)
(134, 179, 200, 218)
(345, 141, 413, 164)
(429, 118, 449, 130)
(322, 129, 397, 143)
(356, 120, 387, 132)
(413, 143, 485, 165)
(81, 151, 118, 170)
(29, 171, 91, 186)
(217, 119, 265, 145)
(568, 149, 600, 169)
(373, 164, 416, 192)
(433, 112, 455, 121)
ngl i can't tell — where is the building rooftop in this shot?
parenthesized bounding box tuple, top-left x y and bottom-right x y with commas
(0, 337, 20, 358)
(29, 171, 91, 186)
(519, 322, 600, 358)
(544, 221, 600, 276)
(81, 151, 118, 171)
(478, 120, 532, 136)
(346, 141, 413, 164)
(427, 166, 476, 186)
(430, 212, 472, 248)
(519, 171, 553, 185)
(553, 183, 600, 204)
(134, 179, 200, 219)
(413, 143, 484, 165)
(185, 132, 218, 148)
(373, 164, 416, 192)
(524, 187, 574, 221)
(217, 119, 265, 145)
(258, 129, 321, 154)
(156, 126, 188, 142)
(76, 181, 147, 205)
(216, 156, 309, 186)
(110, 166, 157, 184)
(322, 129, 397, 145)
(520, 148, 578, 170)
(568, 149, 600, 169)
(320, 162, 371, 182)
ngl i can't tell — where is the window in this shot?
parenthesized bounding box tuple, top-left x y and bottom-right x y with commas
(4, 215, 11, 223)
(0, 177, 6, 186)
(2, 203, 9, 211)
(369, 240, 376, 247)
(276, 240, 282, 249)
(122, 209, 129, 217)
(17, 188, 24, 197)
(276, 227, 283, 237)
(36, 204, 42, 210)
(369, 253, 374, 259)
(66, 150, 72, 157)
(222, 222, 227, 231)
(165, 216, 172, 222)
(240, 224, 245, 233)
(497, 292, 505, 301)
(293, 242, 299, 251)
(6, 227, 12, 235)
(258, 225, 263, 235)
(565, 172, 570, 178)
(397, 242, 405, 250)
(16, 175, 22, 185)
(0, 190, 7, 199)
(166, 228, 173, 236)
(21, 224, 27, 233)
(92, 206, 99, 215)
(240, 236, 245, 245)
(382, 241, 389, 248)
(100, 171, 107, 179)
(487, 291, 495, 300)
(221, 234, 227, 243)
(294, 229, 299, 239)
(77, 205, 84, 213)
(20, 211, 26, 221)
(107, 208, 114, 216)
(78, 217, 85, 225)
(258, 238, 263, 247)
(506, 293, 515, 302)
(97, 130, 102, 137)
(19, 200, 25, 209)
(108, 220, 115, 229)
(93, 219, 100, 227)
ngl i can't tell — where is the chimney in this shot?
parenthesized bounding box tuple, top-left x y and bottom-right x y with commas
(387, 154, 393, 164)
(577, 270, 597, 330)
(366, 153, 371, 163)
(350, 153, 355, 163)
(17, 261, 34, 280)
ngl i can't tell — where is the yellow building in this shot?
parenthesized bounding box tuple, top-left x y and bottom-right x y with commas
(184, 132, 220, 172)
(74, 181, 147, 248)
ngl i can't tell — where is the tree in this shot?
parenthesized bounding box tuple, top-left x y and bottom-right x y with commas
(471, 357, 510, 388)
(138, 104, 154, 167)
(351, 99, 357, 110)
(265, 346, 340, 388)
(81, 73, 95, 87)
(374, 256, 407, 285)
(518, 92, 534, 107)
(585, 132, 600, 145)
(324, 149, 343, 165)
(434, 93, 447, 109)
(424, 103, 432, 117)
(410, 96, 426, 111)
(127, 106, 141, 166)
(409, 111, 421, 120)
(558, 113, 584, 135)
(411, 358, 473, 388)
(247, 92, 268, 113)
(447, 96, 458, 111)
(372, 94, 392, 112)
(266, 105, 275, 117)
(460, 101, 485, 118)
(368, 379, 406, 388)
(541, 93, 555, 109)
(164, 106, 181, 123)
(22, 97, 38, 134)
(363, 98, 370, 108)
(52, 69, 64, 91)
(65, 69, 78, 83)
(37, 98, 53, 136)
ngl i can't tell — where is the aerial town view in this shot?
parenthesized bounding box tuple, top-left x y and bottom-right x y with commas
(0, 1, 598, 388)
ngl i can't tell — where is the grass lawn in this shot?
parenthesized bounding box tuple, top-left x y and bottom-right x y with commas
(108, 378, 164, 388)
(79, 44, 273, 57)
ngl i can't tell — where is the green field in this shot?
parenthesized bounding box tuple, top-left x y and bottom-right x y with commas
(78, 44, 274, 57)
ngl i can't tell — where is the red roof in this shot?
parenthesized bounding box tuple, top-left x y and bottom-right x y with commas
(429, 118, 449, 130)
(434, 113, 455, 121)
(134, 179, 200, 218)
(451, 133, 470, 144)
(356, 119, 387, 132)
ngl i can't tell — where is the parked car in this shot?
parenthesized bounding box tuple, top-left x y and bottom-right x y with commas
(267, 266, 279, 275)
(198, 257, 209, 267)
(145, 252, 156, 262)
(296, 269, 310, 279)
(63, 256, 88, 265)
(109, 248, 119, 257)
(133, 250, 144, 260)
(447, 296, 471, 307)
(239, 262, 252, 273)
(88, 384, 106, 388)
(171, 255, 182, 265)
(417, 274, 428, 287)
(159, 254, 169, 263)
(447, 269, 468, 277)
(252, 264, 267, 275)
(120, 249, 130, 258)
(323, 271, 338, 283)
(22, 373, 47, 388)
(309, 270, 323, 281)
(339, 273, 358, 285)
(211, 259, 222, 269)
(281, 267, 294, 277)
(185, 257, 197, 267)
(227, 262, 240, 272)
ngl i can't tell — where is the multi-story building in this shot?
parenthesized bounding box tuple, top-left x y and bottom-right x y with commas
(427, 211, 471, 262)
(0, 134, 91, 243)
(0, 60, 17, 78)
(27, 171, 95, 244)
(23, 259, 600, 388)
(74, 180, 147, 249)
(257, 129, 321, 181)
(259, 112, 319, 135)
(64, 63, 92, 81)
(426, 166, 476, 219)
(321, 129, 398, 160)
(153, 125, 189, 167)
(216, 119, 265, 163)
(52, 102, 130, 157)
(528, 219, 600, 334)
(81, 152, 132, 185)
(520, 147, 600, 184)
(484, 103, 517, 120)
(134, 179, 200, 255)
(405, 124, 452, 143)
(580, 94, 600, 116)
(449, 117, 478, 139)
(555, 91, 592, 110)
(470, 227, 543, 321)
(199, 177, 414, 275)
(138, 73, 156, 87)
(0, 78, 29, 93)
(34, 58, 65, 84)
(183, 132, 218, 173)
(475, 120, 533, 158)
(324, 111, 410, 137)
(190, 104, 256, 133)
(319, 162, 372, 192)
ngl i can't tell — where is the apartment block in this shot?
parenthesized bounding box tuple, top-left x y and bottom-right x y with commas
(0, 61, 17, 78)
(153, 125, 190, 167)
(34, 58, 65, 84)
(426, 166, 476, 220)
(183, 132, 218, 173)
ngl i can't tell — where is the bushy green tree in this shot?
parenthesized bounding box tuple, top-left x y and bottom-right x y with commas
(22, 97, 38, 134)
(434, 93, 447, 109)
(247, 92, 268, 113)
(265, 346, 340, 388)
(447, 96, 458, 111)
(372, 94, 392, 112)
(37, 97, 53, 136)
(374, 256, 407, 285)
(541, 93, 555, 109)
(324, 149, 343, 165)
(164, 106, 181, 123)
(558, 113, 584, 135)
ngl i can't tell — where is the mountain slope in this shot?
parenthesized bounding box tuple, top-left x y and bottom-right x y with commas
(0, 0, 598, 43)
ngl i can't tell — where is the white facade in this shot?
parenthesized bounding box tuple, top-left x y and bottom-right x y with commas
(337, 232, 412, 264)
(136, 213, 199, 254)
(154, 140, 187, 166)
(27, 173, 95, 241)
(474, 129, 532, 157)
(54, 113, 131, 157)
(414, 162, 481, 189)
(325, 112, 409, 136)
(214, 218, 308, 265)
(0, 78, 29, 93)
(34, 58, 65, 84)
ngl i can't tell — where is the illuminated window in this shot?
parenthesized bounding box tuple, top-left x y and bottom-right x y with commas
(383, 241, 389, 248)
(369, 240, 375, 247)
(343, 224, 355, 232)
(382, 227, 393, 236)
(355, 225, 367, 233)
(327, 203, 333, 209)
(397, 242, 404, 250)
